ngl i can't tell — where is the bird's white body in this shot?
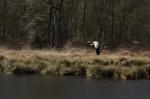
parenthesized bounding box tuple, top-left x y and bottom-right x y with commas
(92, 41, 100, 49)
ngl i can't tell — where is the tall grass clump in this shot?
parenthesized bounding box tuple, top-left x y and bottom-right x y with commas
(130, 59, 150, 66)
(100, 66, 115, 78)
(92, 59, 114, 66)
(55, 60, 77, 76)
(124, 66, 150, 79)
(0, 49, 150, 80)
(86, 66, 102, 78)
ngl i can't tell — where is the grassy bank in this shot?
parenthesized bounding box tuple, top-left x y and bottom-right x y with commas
(0, 48, 150, 80)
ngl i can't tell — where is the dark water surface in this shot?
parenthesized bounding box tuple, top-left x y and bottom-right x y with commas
(0, 76, 150, 99)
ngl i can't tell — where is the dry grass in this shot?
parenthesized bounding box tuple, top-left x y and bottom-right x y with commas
(0, 48, 150, 79)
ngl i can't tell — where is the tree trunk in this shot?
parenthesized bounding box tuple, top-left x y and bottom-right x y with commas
(82, 0, 87, 47)
(1, 0, 7, 42)
(111, 0, 114, 41)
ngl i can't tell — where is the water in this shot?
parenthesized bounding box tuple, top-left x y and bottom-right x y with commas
(0, 76, 150, 99)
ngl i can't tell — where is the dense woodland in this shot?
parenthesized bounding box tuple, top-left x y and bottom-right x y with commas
(0, 0, 150, 49)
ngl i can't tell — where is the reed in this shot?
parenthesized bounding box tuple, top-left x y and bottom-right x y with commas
(0, 48, 150, 79)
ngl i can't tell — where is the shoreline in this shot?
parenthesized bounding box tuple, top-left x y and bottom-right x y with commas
(0, 49, 150, 80)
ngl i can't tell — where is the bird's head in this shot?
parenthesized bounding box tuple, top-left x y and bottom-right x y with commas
(87, 41, 92, 44)
(87, 41, 93, 46)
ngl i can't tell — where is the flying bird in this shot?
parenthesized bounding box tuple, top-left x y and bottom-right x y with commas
(88, 41, 106, 55)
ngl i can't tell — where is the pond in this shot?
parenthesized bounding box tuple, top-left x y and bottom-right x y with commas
(0, 76, 150, 99)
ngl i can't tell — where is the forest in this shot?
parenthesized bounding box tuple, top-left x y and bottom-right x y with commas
(0, 0, 150, 49)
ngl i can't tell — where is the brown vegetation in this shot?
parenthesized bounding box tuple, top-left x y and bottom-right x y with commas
(0, 48, 150, 80)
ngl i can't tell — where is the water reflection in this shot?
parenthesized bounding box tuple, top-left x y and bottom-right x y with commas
(0, 76, 150, 99)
